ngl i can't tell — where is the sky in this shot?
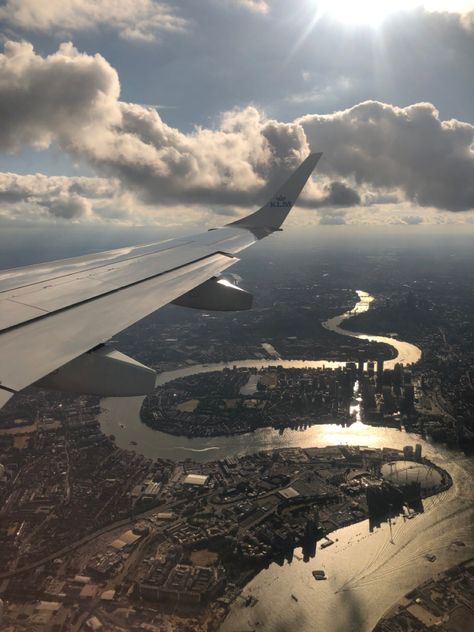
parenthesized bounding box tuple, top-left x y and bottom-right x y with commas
(1, 0, 474, 234)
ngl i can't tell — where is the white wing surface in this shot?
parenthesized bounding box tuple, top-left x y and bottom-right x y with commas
(0, 153, 321, 407)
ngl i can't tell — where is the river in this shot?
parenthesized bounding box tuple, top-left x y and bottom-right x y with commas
(98, 290, 473, 632)
(220, 440, 473, 632)
(323, 290, 422, 368)
(98, 289, 421, 460)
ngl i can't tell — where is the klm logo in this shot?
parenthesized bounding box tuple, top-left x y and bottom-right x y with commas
(270, 194, 292, 208)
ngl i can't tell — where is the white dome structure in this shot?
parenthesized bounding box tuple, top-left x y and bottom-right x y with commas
(381, 461, 442, 491)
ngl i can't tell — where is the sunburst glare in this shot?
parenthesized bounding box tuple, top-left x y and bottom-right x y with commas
(320, 1, 419, 26)
(318, 1, 473, 27)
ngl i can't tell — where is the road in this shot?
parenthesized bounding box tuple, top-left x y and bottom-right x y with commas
(0, 491, 209, 582)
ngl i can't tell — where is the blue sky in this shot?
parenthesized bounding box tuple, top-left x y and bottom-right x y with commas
(1, 0, 474, 229)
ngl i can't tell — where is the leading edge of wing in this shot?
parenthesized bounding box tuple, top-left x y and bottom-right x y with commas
(229, 152, 322, 237)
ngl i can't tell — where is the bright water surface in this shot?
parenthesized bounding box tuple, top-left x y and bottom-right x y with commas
(98, 290, 421, 459)
(98, 290, 472, 632)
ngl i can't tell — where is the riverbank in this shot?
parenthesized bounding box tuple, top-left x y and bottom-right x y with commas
(214, 447, 453, 630)
(140, 361, 414, 438)
(94, 289, 474, 632)
(372, 557, 474, 631)
(100, 288, 423, 448)
(322, 291, 422, 367)
(130, 443, 453, 632)
(220, 443, 473, 632)
(138, 290, 421, 438)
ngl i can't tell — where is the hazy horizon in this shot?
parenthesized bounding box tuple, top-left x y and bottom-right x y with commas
(1, 2, 474, 231)
(2, 221, 474, 270)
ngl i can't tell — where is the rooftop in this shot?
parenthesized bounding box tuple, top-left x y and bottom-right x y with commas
(183, 474, 209, 486)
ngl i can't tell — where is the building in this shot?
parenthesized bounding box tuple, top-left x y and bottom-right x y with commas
(403, 445, 414, 459)
(414, 444, 422, 461)
(183, 474, 209, 486)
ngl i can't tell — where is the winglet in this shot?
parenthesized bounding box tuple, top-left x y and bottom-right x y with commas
(229, 152, 322, 237)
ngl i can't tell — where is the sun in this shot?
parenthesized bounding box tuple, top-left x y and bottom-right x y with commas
(319, 0, 420, 27)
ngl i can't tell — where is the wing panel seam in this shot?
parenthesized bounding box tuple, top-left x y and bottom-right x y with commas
(8, 298, 51, 313)
(0, 239, 195, 295)
(0, 251, 237, 336)
(0, 384, 17, 394)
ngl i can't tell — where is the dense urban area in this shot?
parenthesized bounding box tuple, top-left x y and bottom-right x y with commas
(373, 558, 474, 632)
(0, 409, 452, 632)
(0, 237, 473, 630)
(142, 360, 417, 438)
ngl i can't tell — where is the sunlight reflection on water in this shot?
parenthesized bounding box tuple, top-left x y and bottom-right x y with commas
(97, 290, 472, 632)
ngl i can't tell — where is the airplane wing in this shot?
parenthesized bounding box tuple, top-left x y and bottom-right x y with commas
(0, 153, 321, 408)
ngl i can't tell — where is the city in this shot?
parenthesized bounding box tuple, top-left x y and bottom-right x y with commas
(0, 394, 453, 631)
(142, 361, 416, 437)
(1, 239, 473, 631)
(1, 1, 474, 630)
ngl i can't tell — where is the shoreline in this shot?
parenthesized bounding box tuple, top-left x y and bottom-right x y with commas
(93, 290, 473, 632)
(195, 446, 452, 630)
(137, 289, 422, 439)
(372, 557, 474, 631)
(141, 365, 356, 437)
(139, 444, 453, 632)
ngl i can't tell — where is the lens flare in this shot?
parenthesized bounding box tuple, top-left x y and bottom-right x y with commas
(319, 0, 418, 27)
(318, 1, 473, 27)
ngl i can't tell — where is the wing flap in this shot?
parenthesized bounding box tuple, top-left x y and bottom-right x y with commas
(0, 389, 13, 409)
(36, 346, 157, 396)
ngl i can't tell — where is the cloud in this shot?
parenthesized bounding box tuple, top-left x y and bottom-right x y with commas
(0, 40, 122, 153)
(232, 0, 269, 13)
(0, 172, 118, 221)
(40, 193, 91, 219)
(1, 41, 474, 224)
(402, 215, 423, 225)
(299, 100, 474, 212)
(0, 0, 188, 42)
(286, 76, 354, 108)
(212, 1, 269, 14)
(313, 181, 361, 208)
(318, 209, 347, 225)
(212, 206, 240, 218)
(0, 171, 232, 225)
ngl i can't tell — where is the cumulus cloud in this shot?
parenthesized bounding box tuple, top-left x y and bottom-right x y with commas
(0, 0, 188, 42)
(309, 181, 360, 223)
(299, 101, 474, 212)
(0, 173, 118, 221)
(0, 41, 304, 206)
(1, 41, 474, 224)
(0, 171, 234, 225)
(40, 194, 91, 219)
(313, 181, 361, 208)
(0, 40, 122, 153)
